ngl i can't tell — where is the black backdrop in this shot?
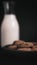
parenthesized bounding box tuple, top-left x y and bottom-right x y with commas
(0, 1, 37, 42)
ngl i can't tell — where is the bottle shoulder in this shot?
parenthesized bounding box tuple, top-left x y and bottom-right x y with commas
(1, 14, 19, 29)
(3, 14, 18, 22)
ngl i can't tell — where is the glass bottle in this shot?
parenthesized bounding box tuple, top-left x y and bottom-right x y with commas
(1, 1, 20, 47)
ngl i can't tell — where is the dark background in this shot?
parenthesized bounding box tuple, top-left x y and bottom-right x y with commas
(0, 0, 37, 42)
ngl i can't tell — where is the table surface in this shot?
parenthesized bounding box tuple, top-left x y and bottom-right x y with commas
(0, 47, 37, 64)
(0, 47, 37, 57)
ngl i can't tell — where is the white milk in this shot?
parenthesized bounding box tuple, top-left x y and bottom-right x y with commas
(1, 14, 20, 47)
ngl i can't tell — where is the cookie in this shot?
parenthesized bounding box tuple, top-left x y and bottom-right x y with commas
(33, 42, 37, 45)
(24, 42, 33, 48)
(4, 45, 17, 50)
(13, 40, 25, 45)
(13, 40, 33, 48)
(8, 45, 17, 50)
(17, 48, 31, 51)
(32, 47, 37, 51)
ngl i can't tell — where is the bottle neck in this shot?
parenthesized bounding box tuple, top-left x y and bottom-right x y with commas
(4, 11, 15, 14)
(4, 5, 15, 14)
(3, 1, 15, 14)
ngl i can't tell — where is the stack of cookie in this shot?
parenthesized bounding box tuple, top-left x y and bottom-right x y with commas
(4, 40, 37, 51)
